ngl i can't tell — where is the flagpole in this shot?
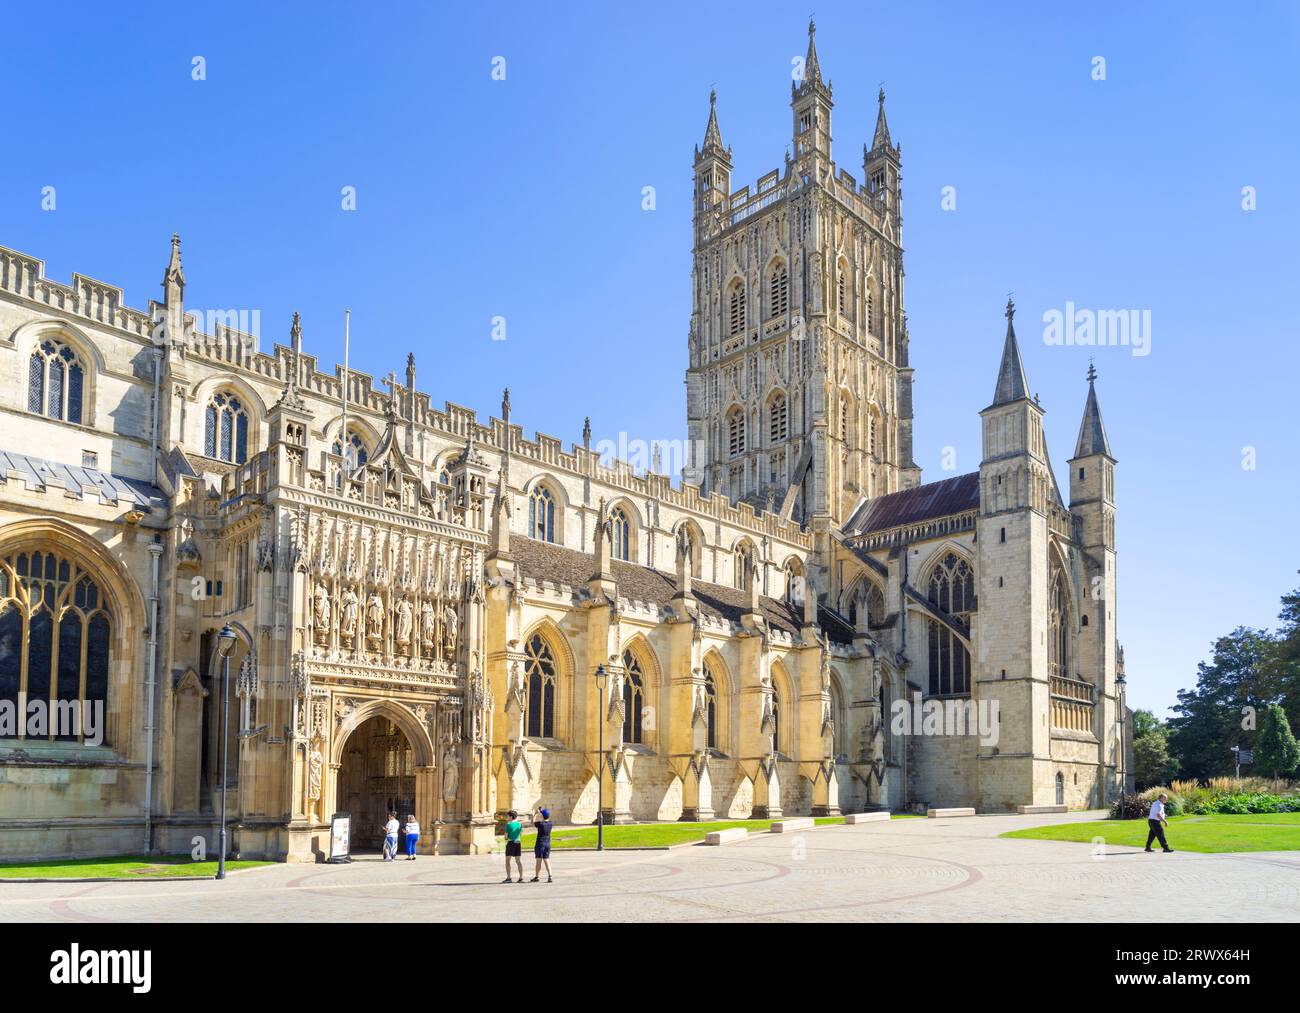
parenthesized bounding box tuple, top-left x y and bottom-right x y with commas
(341, 308, 350, 469)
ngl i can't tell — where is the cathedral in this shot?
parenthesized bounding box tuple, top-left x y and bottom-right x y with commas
(0, 22, 1129, 861)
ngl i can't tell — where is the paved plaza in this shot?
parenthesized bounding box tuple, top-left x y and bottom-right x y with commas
(3, 811, 1296, 923)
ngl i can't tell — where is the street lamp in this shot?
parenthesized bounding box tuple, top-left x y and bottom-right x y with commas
(215, 624, 238, 880)
(594, 663, 608, 852)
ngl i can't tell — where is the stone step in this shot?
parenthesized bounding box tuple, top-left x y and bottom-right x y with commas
(844, 811, 890, 824)
(1017, 804, 1068, 814)
(769, 817, 815, 833)
(703, 828, 748, 846)
(927, 807, 976, 818)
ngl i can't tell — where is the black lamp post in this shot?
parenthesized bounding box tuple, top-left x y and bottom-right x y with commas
(215, 624, 237, 880)
(594, 663, 607, 852)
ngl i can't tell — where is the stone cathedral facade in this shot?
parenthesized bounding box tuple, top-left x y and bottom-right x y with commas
(0, 23, 1128, 862)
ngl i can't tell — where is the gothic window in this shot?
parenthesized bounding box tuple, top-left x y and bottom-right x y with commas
(524, 633, 558, 738)
(837, 269, 848, 316)
(728, 282, 746, 336)
(727, 407, 746, 457)
(926, 553, 975, 695)
(839, 395, 852, 447)
(733, 542, 754, 592)
(769, 263, 788, 316)
(829, 680, 845, 760)
(867, 582, 886, 627)
(1049, 564, 1071, 681)
(204, 392, 249, 464)
(703, 667, 718, 750)
(621, 648, 645, 745)
(783, 557, 803, 604)
(867, 292, 875, 334)
(528, 486, 556, 543)
(332, 428, 369, 469)
(771, 685, 782, 754)
(868, 406, 881, 458)
(0, 550, 112, 742)
(769, 392, 787, 443)
(27, 340, 85, 425)
(610, 507, 631, 562)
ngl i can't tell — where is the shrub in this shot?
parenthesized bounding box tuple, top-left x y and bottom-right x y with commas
(1110, 793, 1150, 820)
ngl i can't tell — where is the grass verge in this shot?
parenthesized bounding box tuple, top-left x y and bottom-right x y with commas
(0, 855, 273, 879)
(1000, 813, 1300, 853)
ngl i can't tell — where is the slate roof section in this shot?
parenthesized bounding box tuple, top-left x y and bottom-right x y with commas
(842, 472, 980, 537)
(508, 535, 852, 644)
(0, 450, 164, 510)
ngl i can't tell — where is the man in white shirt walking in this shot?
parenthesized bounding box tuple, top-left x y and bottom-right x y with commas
(1145, 793, 1174, 853)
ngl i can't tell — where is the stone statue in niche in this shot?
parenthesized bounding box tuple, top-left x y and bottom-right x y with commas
(420, 599, 437, 654)
(366, 591, 385, 643)
(313, 582, 331, 641)
(395, 597, 413, 646)
(339, 587, 359, 644)
(442, 602, 459, 658)
(441, 742, 459, 803)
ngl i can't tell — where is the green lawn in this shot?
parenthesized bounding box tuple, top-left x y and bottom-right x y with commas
(1001, 813, 1300, 853)
(514, 814, 916, 850)
(0, 855, 272, 879)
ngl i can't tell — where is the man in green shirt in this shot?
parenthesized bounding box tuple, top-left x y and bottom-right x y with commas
(502, 810, 524, 883)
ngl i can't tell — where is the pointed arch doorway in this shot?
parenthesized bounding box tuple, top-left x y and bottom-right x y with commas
(336, 716, 417, 852)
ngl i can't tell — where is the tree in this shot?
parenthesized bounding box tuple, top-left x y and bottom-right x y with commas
(1132, 710, 1178, 789)
(1254, 702, 1300, 779)
(1167, 628, 1276, 780)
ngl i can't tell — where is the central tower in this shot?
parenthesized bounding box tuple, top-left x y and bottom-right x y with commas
(685, 20, 921, 529)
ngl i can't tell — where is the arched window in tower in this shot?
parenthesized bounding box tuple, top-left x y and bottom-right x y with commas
(0, 550, 112, 742)
(839, 395, 852, 447)
(729, 281, 746, 336)
(838, 268, 848, 317)
(868, 406, 882, 458)
(528, 486, 556, 543)
(769, 392, 788, 443)
(610, 507, 631, 562)
(621, 648, 645, 745)
(27, 340, 85, 425)
(524, 633, 558, 738)
(204, 391, 249, 464)
(1049, 564, 1071, 681)
(783, 557, 803, 605)
(867, 291, 875, 334)
(703, 667, 718, 750)
(926, 553, 975, 695)
(867, 582, 886, 627)
(727, 407, 746, 457)
(769, 263, 789, 316)
(331, 428, 369, 470)
(770, 685, 782, 755)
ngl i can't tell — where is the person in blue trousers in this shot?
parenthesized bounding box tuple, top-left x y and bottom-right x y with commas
(404, 814, 420, 860)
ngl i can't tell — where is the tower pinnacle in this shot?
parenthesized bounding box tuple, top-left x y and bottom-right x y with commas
(991, 297, 1031, 406)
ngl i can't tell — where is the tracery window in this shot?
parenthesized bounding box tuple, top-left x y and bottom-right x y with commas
(728, 408, 746, 457)
(28, 340, 85, 425)
(1049, 564, 1071, 680)
(528, 486, 556, 543)
(621, 648, 645, 745)
(524, 633, 558, 738)
(729, 282, 746, 336)
(839, 396, 852, 446)
(0, 550, 111, 742)
(610, 507, 631, 562)
(867, 292, 875, 334)
(926, 553, 975, 695)
(332, 428, 369, 469)
(703, 667, 719, 750)
(205, 392, 249, 464)
(838, 269, 848, 316)
(769, 392, 788, 443)
(734, 542, 754, 592)
(769, 264, 788, 316)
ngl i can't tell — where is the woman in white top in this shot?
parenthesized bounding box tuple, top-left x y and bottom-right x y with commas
(383, 812, 399, 861)
(403, 814, 420, 860)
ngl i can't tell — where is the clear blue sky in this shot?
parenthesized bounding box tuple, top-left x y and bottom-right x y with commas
(4, 1, 1298, 716)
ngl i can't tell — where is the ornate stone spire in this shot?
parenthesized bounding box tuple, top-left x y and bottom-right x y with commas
(163, 232, 185, 290)
(274, 311, 306, 410)
(871, 85, 892, 150)
(1074, 363, 1113, 458)
(991, 296, 1031, 406)
(701, 88, 726, 155)
(803, 19, 823, 88)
